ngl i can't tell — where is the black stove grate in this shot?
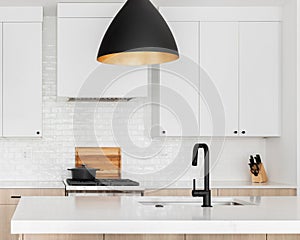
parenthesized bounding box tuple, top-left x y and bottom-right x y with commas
(66, 179, 140, 186)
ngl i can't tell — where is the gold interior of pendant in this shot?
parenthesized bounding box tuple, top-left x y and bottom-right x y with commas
(97, 51, 179, 66)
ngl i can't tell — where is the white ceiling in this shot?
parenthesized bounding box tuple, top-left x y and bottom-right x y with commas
(0, 0, 287, 16)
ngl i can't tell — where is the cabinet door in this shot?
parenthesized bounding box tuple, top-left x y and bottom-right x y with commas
(58, 18, 148, 98)
(105, 235, 183, 240)
(218, 188, 296, 197)
(24, 234, 103, 240)
(144, 188, 218, 197)
(186, 235, 265, 240)
(0, 23, 2, 137)
(0, 205, 18, 240)
(239, 22, 280, 137)
(159, 22, 199, 136)
(199, 22, 239, 136)
(267, 235, 300, 240)
(3, 23, 42, 137)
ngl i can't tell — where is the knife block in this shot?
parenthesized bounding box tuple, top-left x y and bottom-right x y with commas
(251, 163, 268, 183)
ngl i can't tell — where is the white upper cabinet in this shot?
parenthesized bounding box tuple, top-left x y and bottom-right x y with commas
(57, 3, 148, 98)
(159, 21, 199, 136)
(239, 22, 281, 137)
(0, 7, 43, 138)
(158, 7, 281, 137)
(2, 23, 42, 137)
(0, 24, 2, 136)
(200, 22, 239, 137)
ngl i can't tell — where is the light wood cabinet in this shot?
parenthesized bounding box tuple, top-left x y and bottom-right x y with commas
(218, 188, 296, 197)
(186, 235, 266, 240)
(24, 235, 103, 240)
(105, 235, 184, 240)
(267, 235, 300, 240)
(0, 188, 65, 205)
(144, 188, 295, 197)
(22, 234, 300, 240)
(144, 188, 218, 197)
(0, 205, 18, 240)
(0, 188, 64, 240)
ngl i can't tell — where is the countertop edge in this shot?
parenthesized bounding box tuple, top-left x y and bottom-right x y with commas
(11, 220, 300, 234)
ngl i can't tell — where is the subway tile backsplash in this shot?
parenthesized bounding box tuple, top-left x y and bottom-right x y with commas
(0, 17, 266, 183)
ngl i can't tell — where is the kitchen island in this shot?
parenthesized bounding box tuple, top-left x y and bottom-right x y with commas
(11, 196, 300, 239)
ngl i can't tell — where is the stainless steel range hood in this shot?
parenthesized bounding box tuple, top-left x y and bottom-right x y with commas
(67, 98, 134, 102)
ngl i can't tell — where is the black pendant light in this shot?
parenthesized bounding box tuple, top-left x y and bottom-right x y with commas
(97, 0, 179, 66)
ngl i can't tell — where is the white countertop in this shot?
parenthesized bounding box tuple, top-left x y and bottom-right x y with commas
(140, 180, 297, 189)
(11, 196, 300, 234)
(0, 180, 295, 190)
(0, 181, 65, 189)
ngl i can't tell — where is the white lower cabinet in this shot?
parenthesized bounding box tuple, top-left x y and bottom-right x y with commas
(2, 22, 42, 137)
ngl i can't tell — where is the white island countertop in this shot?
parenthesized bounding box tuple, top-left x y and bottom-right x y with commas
(11, 196, 300, 234)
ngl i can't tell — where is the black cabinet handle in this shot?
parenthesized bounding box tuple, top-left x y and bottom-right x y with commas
(11, 195, 21, 199)
(241, 131, 246, 134)
(36, 131, 40, 135)
(162, 130, 166, 134)
(234, 131, 238, 134)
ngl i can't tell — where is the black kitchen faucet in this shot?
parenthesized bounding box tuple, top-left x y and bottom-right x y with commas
(192, 143, 212, 207)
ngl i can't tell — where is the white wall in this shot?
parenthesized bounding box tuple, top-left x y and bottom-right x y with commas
(266, 0, 298, 186)
(0, 17, 266, 183)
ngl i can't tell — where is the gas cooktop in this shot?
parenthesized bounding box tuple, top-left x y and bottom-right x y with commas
(66, 179, 140, 186)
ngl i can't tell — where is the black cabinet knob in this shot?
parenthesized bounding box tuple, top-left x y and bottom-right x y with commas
(234, 131, 238, 134)
(36, 131, 40, 135)
(162, 130, 166, 134)
(241, 131, 246, 134)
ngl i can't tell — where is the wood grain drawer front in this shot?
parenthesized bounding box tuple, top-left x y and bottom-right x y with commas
(186, 235, 266, 240)
(0, 188, 65, 205)
(105, 235, 184, 240)
(267, 235, 300, 240)
(0, 205, 18, 240)
(144, 189, 218, 197)
(218, 188, 296, 197)
(24, 235, 104, 240)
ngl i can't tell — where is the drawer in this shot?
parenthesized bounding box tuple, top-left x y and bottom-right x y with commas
(0, 188, 65, 205)
(218, 188, 297, 197)
(144, 189, 218, 197)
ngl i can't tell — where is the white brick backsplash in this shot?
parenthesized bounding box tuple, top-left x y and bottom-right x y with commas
(0, 17, 266, 184)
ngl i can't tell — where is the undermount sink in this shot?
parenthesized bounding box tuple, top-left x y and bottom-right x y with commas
(138, 197, 255, 207)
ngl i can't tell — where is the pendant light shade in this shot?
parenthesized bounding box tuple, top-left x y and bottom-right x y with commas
(97, 0, 179, 66)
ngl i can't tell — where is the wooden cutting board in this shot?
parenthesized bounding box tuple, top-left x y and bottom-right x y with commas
(75, 147, 121, 179)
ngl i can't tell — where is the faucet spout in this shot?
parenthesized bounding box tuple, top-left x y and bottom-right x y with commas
(192, 143, 212, 207)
